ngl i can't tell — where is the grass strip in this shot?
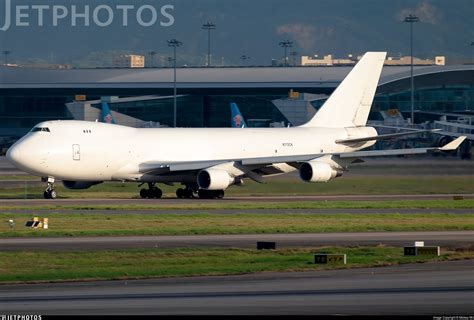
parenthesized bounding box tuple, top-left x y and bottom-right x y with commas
(1, 213, 473, 238)
(0, 247, 472, 283)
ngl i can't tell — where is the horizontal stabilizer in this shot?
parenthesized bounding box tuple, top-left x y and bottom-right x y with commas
(340, 148, 432, 158)
(439, 136, 467, 151)
(371, 124, 427, 131)
(336, 129, 441, 144)
(340, 136, 467, 158)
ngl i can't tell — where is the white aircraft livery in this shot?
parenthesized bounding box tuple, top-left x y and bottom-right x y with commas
(6, 52, 466, 200)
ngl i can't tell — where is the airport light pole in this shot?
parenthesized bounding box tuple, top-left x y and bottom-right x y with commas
(290, 51, 298, 67)
(2, 50, 11, 65)
(148, 51, 157, 68)
(279, 40, 293, 67)
(404, 14, 420, 124)
(168, 39, 182, 128)
(471, 41, 474, 64)
(240, 54, 251, 66)
(202, 21, 216, 67)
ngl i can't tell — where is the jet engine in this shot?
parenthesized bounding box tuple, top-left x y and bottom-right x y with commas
(299, 161, 342, 183)
(62, 181, 103, 190)
(197, 169, 234, 191)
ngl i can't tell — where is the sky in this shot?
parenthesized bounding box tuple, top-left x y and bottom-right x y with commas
(0, 0, 473, 66)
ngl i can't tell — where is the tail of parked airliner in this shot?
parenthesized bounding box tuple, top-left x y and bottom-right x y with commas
(230, 103, 248, 128)
(101, 102, 116, 124)
(300, 52, 387, 128)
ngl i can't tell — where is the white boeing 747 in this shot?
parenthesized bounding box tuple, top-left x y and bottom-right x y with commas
(6, 52, 466, 200)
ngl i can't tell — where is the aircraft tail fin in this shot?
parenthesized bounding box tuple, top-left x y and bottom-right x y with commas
(101, 102, 116, 124)
(230, 103, 248, 128)
(300, 52, 387, 128)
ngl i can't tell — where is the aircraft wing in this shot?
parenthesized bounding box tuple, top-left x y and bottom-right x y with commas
(335, 129, 441, 144)
(139, 160, 228, 174)
(244, 136, 466, 164)
(139, 136, 466, 174)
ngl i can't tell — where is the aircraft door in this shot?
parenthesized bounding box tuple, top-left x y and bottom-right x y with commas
(73, 144, 80, 161)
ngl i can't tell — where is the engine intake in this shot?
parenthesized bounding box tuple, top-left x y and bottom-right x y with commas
(299, 161, 341, 183)
(197, 169, 234, 191)
(62, 181, 103, 190)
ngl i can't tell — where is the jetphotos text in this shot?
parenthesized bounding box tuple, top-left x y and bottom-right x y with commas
(1, 0, 175, 31)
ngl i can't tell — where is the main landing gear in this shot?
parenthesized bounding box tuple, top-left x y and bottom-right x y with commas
(176, 187, 195, 199)
(137, 183, 226, 200)
(43, 177, 57, 199)
(197, 189, 225, 200)
(139, 183, 163, 199)
(175, 185, 225, 200)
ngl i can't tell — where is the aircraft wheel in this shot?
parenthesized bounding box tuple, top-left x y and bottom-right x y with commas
(49, 190, 57, 200)
(153, 188, 163, 199)
(198, 190, 210, 199)
(44, 191, 51, 199)
(140, 189, 148, 199)
(176, 188, 185, 199)
(184, 189, 194, 199)
(215, 190, 225, 199)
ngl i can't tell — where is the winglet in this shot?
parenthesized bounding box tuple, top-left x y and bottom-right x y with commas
(439, 136, 467, 151)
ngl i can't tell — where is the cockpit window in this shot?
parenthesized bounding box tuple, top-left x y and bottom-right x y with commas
(31, 127, 50, 133)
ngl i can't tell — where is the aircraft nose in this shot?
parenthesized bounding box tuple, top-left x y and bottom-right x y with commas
(6, 144, 22, 165)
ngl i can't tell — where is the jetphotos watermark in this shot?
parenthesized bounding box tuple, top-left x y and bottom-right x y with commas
(0, 0, 175, 31)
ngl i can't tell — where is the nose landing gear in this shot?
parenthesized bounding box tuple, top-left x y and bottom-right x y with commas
(139, 183, 163, 199)
(42, 177, 57, 199)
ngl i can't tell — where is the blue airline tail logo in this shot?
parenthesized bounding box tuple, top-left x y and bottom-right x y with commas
(230, 103, 248, 128)
(101, 102, 116, 124)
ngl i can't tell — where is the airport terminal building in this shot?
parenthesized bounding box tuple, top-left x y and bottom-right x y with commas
(0, 64, 473, 140)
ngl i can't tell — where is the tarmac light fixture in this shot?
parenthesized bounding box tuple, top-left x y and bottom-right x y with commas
(279, 40, 293, 67)
(404, 14, 420, 124)
(240, 54, 251, 66)
(202, 21, 216, 67)
(167, 39, 182, 128)
(290, 51, 298, 67)
(471, 41, 474, 64)
(2, 50, 11, 65)
(148, 51, 157, 68)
